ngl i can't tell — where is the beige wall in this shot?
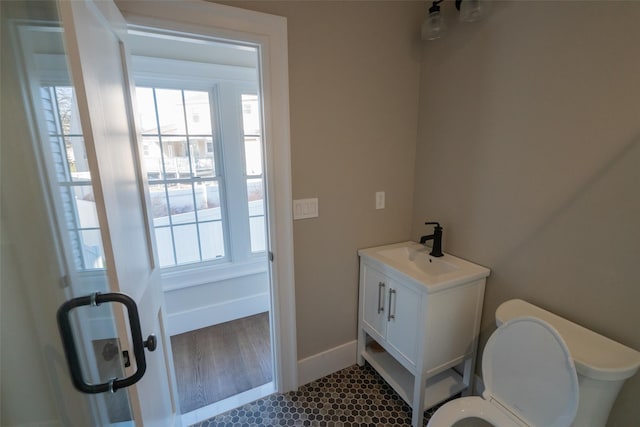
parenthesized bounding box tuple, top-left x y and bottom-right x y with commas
(217, 1, 424, 359)
(206, 1, 640, 424)
(412, 2, 640, 426)
(3, 0, 639, 424)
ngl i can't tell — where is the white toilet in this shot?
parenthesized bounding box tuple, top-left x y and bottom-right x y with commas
(427, 315, 580, 427)
(495, 299, 640, 427)
(428, 299, 640, 427)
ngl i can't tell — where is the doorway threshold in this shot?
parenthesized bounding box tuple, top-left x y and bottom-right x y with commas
(181, 381, 275, 426)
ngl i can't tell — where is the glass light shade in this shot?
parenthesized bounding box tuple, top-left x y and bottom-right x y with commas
(459, 0, 487, 23)
(421, 11, 446, 41)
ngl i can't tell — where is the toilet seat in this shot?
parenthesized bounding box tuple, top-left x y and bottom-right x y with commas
(427, 317, 579, 427)
(427, 397, 527, 426)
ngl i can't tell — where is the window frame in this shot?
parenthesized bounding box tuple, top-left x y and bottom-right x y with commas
(130, 49, 268, 288)
(108, 0, 298, 394)
(136, 85, 227, 268)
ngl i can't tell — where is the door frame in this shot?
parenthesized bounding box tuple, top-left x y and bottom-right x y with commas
(116, 0, 298, 393)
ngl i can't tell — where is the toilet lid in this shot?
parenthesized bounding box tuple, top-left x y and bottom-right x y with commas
(482, 316, 579, 427)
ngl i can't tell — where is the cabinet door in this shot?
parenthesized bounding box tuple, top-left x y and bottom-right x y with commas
(361, 265, 388, 341)
(386, 280, 420, 366)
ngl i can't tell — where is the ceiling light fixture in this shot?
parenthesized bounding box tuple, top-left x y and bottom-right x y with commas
(421, 0, 489, 41)
(421, 0, 446, 41)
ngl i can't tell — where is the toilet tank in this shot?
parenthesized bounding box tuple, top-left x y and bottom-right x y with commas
(495, 299, 640, 427)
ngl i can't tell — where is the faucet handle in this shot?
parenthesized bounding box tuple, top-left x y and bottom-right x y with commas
(424, 221, 441, 228)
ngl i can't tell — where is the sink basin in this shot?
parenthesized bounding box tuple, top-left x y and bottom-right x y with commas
(358, 241, 490, 292)
(377, 246, 459, 277)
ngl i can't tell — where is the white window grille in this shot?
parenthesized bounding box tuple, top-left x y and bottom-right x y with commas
(135, 86, 268, 268)
(136, 87, 225, 267)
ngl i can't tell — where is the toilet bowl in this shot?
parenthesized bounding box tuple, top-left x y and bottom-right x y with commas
(495, 299, 640, 427)
(427, 316, 579, 427)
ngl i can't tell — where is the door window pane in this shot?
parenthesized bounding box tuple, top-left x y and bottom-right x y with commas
(249, 216, 266, 253)
(241, 93, 260, 135)
(196, 181, 222, 219)
(191, 137, 215, 177)
(66, 136, 90, 181)
(140, 137, 163, 180)
(154, 226, 175, 267)
(135, 86, 158, 132)
(41, 86, 105, 271)
(242, 93, 266, 254)
(241, 93, 262, 177)
(162, 137, 190, 179)
(155, 88, 187, 135)
(173, 224, 200, 265)
(247, 178, 266, 253)
(167, 183, 196, 224)
(199, 221, 225, 260)
(80, 229, 106, 269)
(244, 136, 262, 176)
(184, 90, 212, 134)
(136, 86, 225, 268)
(149, 183, 169, 223)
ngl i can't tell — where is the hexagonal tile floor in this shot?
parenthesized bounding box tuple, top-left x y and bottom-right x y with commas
(192, 364, 446, 426)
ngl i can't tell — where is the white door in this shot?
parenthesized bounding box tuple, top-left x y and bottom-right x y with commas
(361, 265, 388, 341)
(386, 280, 420, 366)
(54, 0, 178, 424)
(2, 1, 179, 426)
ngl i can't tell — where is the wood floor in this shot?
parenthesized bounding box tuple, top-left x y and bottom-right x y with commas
(170, 312, 273, 414)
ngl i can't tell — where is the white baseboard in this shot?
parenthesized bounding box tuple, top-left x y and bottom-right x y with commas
(167, 292, 270, 336)
(297, 340, 357, 387)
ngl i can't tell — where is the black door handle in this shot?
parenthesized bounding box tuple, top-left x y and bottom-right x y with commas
(57, 292, 156, 394)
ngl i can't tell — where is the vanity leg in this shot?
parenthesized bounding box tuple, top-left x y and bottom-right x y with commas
(412, 373, 427, 427)
(356, 329, 366, 366)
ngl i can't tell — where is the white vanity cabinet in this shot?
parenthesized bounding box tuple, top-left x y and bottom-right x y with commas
(361, 266, 420, 368)
(357, 242, 490, 427)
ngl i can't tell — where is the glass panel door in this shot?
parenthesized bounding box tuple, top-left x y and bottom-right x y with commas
(3, 1, 134, 425)
(3, 1, 179, 425)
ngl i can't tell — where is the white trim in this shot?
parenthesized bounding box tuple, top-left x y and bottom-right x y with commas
(167, 293, 270, 336)
(180, 382, 275, 426)
(132, 55, 257, 86)
(297, 340, 358, 387)
(117, 0, 298, 393)
(257, 11, 299, 395)
(161, 258, 268, 291)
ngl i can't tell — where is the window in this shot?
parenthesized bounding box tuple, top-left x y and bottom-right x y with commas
(33, 31, 269, 277)
(130, 42, 268, 271)
(136, 87, 225, 267)
(40, 85, 105, 270)
(242, 94, 266, 253)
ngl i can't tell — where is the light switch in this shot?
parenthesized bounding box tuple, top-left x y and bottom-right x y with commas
(293, 198, 319, 220)
(375, 191, 385, 210)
